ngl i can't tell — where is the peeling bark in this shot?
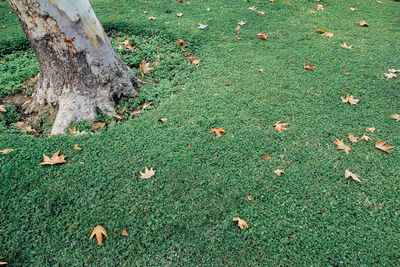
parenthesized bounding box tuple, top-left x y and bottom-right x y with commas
(6, 0, 138, 135)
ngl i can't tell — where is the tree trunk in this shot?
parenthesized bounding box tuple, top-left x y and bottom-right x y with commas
(6, 0, 138, 135)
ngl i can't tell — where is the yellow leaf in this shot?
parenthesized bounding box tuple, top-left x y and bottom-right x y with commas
(39, 151, 66, 165)
(358, 20, 369, 27)
(334, 138, 351, 154)
(89, 225, 108, 246)
(74, 144, 82, 150)
(348, 133, 359, 143)
(375, 139, 395, 153)
(361, 135, 371, 141)
(233, 217, 248, 229)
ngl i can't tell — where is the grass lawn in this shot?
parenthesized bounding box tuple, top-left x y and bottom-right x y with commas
(1, 0, 399, 265)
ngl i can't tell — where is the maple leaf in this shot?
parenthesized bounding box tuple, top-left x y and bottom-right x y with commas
(375, 139, 395, 153)
(119, 39, 133, 50)
(258, 69, 264, 72)
(358, 20, 369, 27)
(210, 128, 225, 137)
(15, 121, 35, 133)
(384, 73, 397, 79)
(322, 32, 334, 38)
(274, 169, 285, 176)
(361, 135, 372, 141)
(257, 33, 268, 40)
(238, 21, 246, 26)
(74, 144, 82, 150)
(247, 195, 252, 201)
(348, 133, 359, 143)
(341, 93, 360, 105)
(0, 105, 6, 112)
(233, 217, 248, 229)
(304, 61, 316, 71)
(234, 25, 240, 31)
(39, 151, 66, 165)
(345, 170, 361, 183)
(349, 7, 357, 11)
(198, 23, 208, 29)
(139, 59, 156, 76)
(176, 39, 185, 45)
(390, 113, 400, 122)
(366, 127, 376, 133)
(274, 121, 289, 132)
(388, 68, 400, 73)
(121, 230, 129, 236)
(261, 154, 270, 160)
(176, 13, 183, 17)
(68, 125, 87, 136)
(334, 138, 351, 154)
(316, 29, 325, 34)
(315, 4, 325, 10)
(158, 118, 168, 122)
(248, 6, 257, 10)
(140, 167, 155, 179)
(257, 11, 265, 15)
(89, 225, 108, 246)
(0, 149, 14, 155)
(341, 43, 353, 49)
(148, 16, 157, 20)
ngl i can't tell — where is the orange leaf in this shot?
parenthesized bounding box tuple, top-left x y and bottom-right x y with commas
(334, 138, 351, 154)
(261, 154, 270, 160)
(233, 217, 248, 229)
(89, 225, 108, 246)
(74, 144, 82, 150)
(121, 230, 129, 237)
(358, 20, 369, 27)
(0, 148, 14, 155)
(210, 128, 225, 137)
(390, 113, 400, 122)
(303, 61, 316, 71)
(361, 135, 371, 141)
(273, 121, 289, 132)
(366, 127, 376, 133)
(348, 133, 359, 143)
(257, 33, 268, 40)
(39, 151, 66, 165)
(375, 139, 395, 153)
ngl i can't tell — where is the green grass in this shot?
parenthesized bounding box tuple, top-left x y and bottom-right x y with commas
(1, 0, 400, 265)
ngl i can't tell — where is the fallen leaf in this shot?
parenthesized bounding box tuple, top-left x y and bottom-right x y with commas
(257, 33, 268, 40)
(257, 11, 265, 15)
(234, 25, 240, 31)
(334, 138, 351, 154)
(176, 13, 183, 17)
(349, 7, 357, 11)
(247, 195, 252, 200)
(176, 39, 185, 45)
(341, 93, 360, 105)
(248, 6, 257, 10)
(274, 169, 285, 176)
(261, 154, 270, 160)
(348, 133, 359, 143)
(316, 29, 325, 34)
(390, 113, 400, 122)
(384, 73, 397, 79)
(375, 139, 395, 153)
(198, 23, 208, 29)
(233, 217, 248, 229)
(121, 39, 133, 50)
(15, 121, 35, 133)
(139, 59, 156, 76)
(238, 21, 246, 26)
(388, 68, 400, 73)
(366, 127, 376, 133)
(140, 167, 155, 179)
(74, 144, 82, 150)
(304, 61, 316, 71)
(121, 230, 129, 236)
(274, 121, 289, 132)
(361, 135, 372, 141)
(258, 69, 264, 72)
(341, 43, 353, 49)
(315, 4, 325, 10)
(345, 170, 361, 183)
(322, 32, 334, 38)
(39, 151, 66, 165)
(0, 261, 7, 265)
(184, 54, 199, 64)
(142, 102, 151, 110)
(148, 16, 157, 20)
(158, 118, 168, 122)
(0, 105, 6, 112)
(210, 128, 225, 137)
(358, 20, 369, 27)
(89, 225, 108, 246)
(0, 149, 14, 155)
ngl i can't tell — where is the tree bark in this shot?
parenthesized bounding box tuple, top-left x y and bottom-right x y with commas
(6, 0, 138, 135)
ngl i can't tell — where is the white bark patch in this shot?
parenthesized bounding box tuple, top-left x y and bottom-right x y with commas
(49, 0, 106, 49)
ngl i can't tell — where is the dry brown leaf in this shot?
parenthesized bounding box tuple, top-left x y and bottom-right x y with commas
(234, 25, 240, 31)
(384, 73, 397, 79)
(358, 20, 369, 27)
(210, 128, 225, 137)
(15, 121, 35, 133)
(140, 167, 155, 179)
(341, 93, 360, 105)
(315, 4, 325, 10)
(74, 144, 82, 150)
(0, 105, 6, 112)
(89, 225, 108, 246)
(176, 13, 183, 17)
(0, 261, 7, 265)
(176, 39, 185, 45)
(321, 32, 334, 38)
(361, 135, 372, 141)
(341, 43, 353, 49)
(261, 154, 270, 160)
(248, 6, 257, 10)
(39, 151, 66, 165)
(334, 138, 351, 154)
(375, 139, 395, 153)
(139, 59, 156, 76)
(345, 169, 361, 183)
(257, 11, 265, 15)
(233, 217, 248, 229)
(158, 118, 168, 122)
(238, 21, 246, 26)
(316, 29, 325, 33)
(390, 113, 400, 122)
(247, 195, 252, 200)
(348, 133, 359, 143)
(274, 121, 289, 132)
(304, 61, 316, 71)
(68, 125, 87, 136)
(388, 68, 400, 73)
(349, 7, 357, 11)
(148, 16, 157, 20)
(274, 169, 285, 176)
(0, 149, 14, 155)
(366, 127, 376, 133)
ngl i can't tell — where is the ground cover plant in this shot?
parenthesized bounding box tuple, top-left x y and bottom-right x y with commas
(0, 0, 399, 265)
